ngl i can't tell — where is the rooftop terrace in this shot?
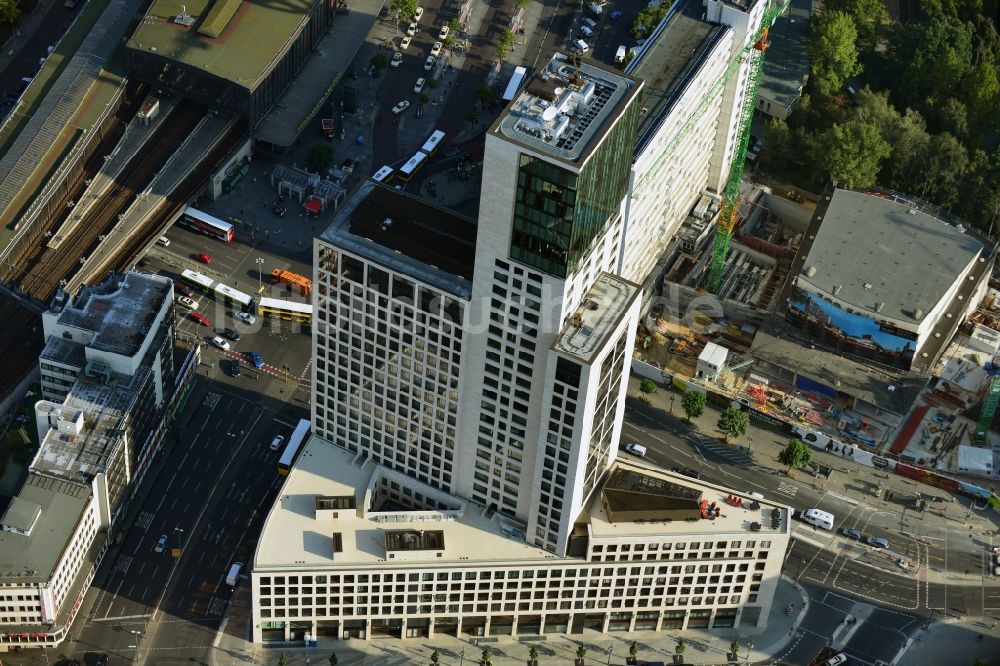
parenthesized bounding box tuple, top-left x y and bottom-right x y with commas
(553, 272, 640, 364)
(321, 181, 477, 298)
(629, 1, 726, 156)
(53, 272, 170, 358)
(31, 367, 148, 484)
(127, 0, 317, 89)
(495, 53, 640, 164)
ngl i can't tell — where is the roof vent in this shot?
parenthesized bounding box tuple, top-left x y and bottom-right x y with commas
(875, 302, 884, 313)
(805, 265, 816, 277)
(832, 285, 842, 295)
(863, 282, 873, 290)
(914, 307, 924, 320)
(907, 208, 917, 215)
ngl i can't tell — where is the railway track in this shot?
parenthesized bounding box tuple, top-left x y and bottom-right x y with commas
(19, 99, 206, 302)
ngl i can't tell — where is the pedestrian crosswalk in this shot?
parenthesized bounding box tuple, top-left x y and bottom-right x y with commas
(205, 392, 221, 410)
(135, 511, 155, 530)
(113, 555, 133, 576)
(777, 481, 799, 498)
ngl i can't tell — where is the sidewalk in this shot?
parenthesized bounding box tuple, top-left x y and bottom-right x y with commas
(212, 577, 810, 666)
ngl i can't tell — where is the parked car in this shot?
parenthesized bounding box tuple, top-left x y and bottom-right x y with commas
(270, 434, 286, 451)
(222, 327, 241, 342)
(438, 24, 450, 40)
(430, 41, 442, 56)
(424, 55, 436, 71)
(194, 252, 212, 264)
(392, 100, 411, 114)
(175, 283, 195, 298)
(841, 528, 862, 541)
(391, 51, 403, 67)
(406, 21, 417, 35)
(248, 351, 265, 368)
(680, 468, 702, 479)
(230, 360, 241, 377)
(211, 336, 231, 351)
(176, 296, 199, 310)
(414, 77, 426, 93)
(234, 311, 256, 325)
(823, 655, 848, 666)
(154, 534, 168, 553)
(623, 442, 646, 457)
(341, 158, 356, 174)
(413, 5, 423, 20)
(400, 35, 412, 49)
(191, 312, 211, 326)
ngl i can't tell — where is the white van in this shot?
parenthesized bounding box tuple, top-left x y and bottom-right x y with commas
(226, 562, 243, 586)
(615, 45, 627, 62)
(623, 442, 647, 457)
(156, 235, 170, 247)
(574, 39, 590, 53)
(587, 2, 602, 14)
(799, 508, 835, 531)
(579, 25, 593, 37)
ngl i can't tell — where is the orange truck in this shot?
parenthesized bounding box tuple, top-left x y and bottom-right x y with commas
(271, 268, 312, 296)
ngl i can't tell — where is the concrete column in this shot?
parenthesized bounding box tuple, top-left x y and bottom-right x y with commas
(538, 614, 546, 635)
(601, 612, 610, 633)
(627, 611, 637, 633)
(511, 615, 518, 636)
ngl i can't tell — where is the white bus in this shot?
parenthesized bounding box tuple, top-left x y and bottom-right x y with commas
(502, 66, 527, 101)
(398, 152, 427, 182)
(277, 418, 311, 475)
(372, 165, 395, 183)
(419, 130, 446, 156)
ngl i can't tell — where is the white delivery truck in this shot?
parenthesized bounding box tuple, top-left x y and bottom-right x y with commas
(799, 508, 835, 530)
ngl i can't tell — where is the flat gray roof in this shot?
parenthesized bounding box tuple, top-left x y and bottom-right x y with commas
(553, 272, 639, 364)
(255, 0, 381, 147)
(54, 273, 171, 357)
(798, 189, 983, 326)
(40, 336, 87, 368)
(320, 181, 475, 299)
(495, 53, 641, 165)
(757, 0, 811, 115)
(630, 3, 726, 155)
(0, 474, 90, 584)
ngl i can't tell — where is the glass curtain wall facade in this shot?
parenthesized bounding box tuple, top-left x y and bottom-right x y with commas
(510, 105, 639, 278)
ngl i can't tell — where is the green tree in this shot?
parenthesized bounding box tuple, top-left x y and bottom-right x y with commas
(481, 648, 492, 665)
(778, 438, 812, 471)
(371, 51, 389, 70)
(675, 638, 686, 656)
(0, 0, 19, 25)
(449, 18, 461, 31)
(390, 0, 417, 21)
(430, 650, 439, 664)
(962, 59, 1000, 119)
(825, 0, 887, 48)
(934, 97, 968, 138)
(913, 132, 968, 208)
(639, 378, 657, 395)
(717, 406, 750, 443)
(464, 110, 480, 127)
(808, 10, 861, 96)
(329, 652, 339, 666)
(818, 120, 891, 188)
(306, 143, 335, 173)
(529, 645, 539, 662)
(760, 118, 792, 173)
(475, 84, 498, 107)
(278, 655, 288, 666)
(576, 645, 587, 661)
(631, 6, 667, 38)
(629, 641, 638, 659)
(681, 390, 706, 423)
(517, 0, 529, 7)
(730, 640, 740, 656)
(496, 29, 515, 59)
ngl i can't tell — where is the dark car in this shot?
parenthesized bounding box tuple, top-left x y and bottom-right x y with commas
(230, 360, 241, 378)
(175, 282, 195, 298)
(341, 158, 356, 175)
(96, 656, 110, 666)
(222, 327, 241, 342)
(841, 527, 862, 540)
(680, 468, 702, 479)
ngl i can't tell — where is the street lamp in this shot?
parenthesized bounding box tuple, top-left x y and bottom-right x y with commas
(745, 639, 753, 661)
(173, 526, 184, 555)
(256, 257, 265, 295)
(130, 629, 142, 663)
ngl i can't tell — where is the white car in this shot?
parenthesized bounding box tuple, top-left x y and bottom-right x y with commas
(414, 77, 426, 93)
(424, 56, 435, 71)
(413, 5, 423, 20)
(391, 51, 403, 67)
(400, 35, 412, 49)
(430, 41, 442, 56)
(438, 25, 450, 40)
(154, 534, 168, 553)
(176, 296, 199, 310)
(392, 100, 411, 114)
(822, 655, 848, 666)
(234, 311, 256, 325)
(406, 21, 417, 36)
(212, 336, 231, 351)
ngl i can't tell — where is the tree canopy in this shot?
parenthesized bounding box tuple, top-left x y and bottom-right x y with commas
(681, 391, 706, 423)
(808, 11, 862, 96)
(778, 439, 812, 470)
(717, 407, 750, 442)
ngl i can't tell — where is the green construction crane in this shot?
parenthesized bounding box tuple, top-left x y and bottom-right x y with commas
(974, 362, 1000, 442)
(629, 0, 790, 293)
